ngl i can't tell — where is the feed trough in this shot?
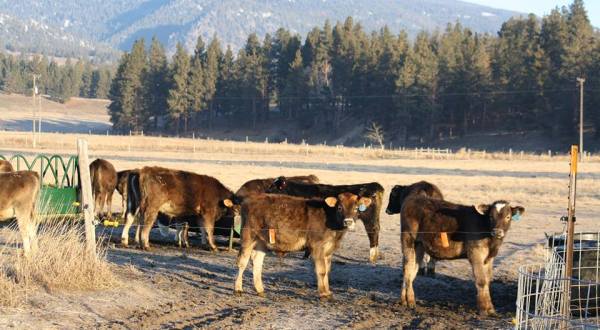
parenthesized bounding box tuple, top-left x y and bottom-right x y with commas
(0, 154, 80, 215)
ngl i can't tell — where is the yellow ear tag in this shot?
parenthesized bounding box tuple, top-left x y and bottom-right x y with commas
(440, 232, 449, 248)
(269, 229, 276, 244)
(103, 220, 119, 228)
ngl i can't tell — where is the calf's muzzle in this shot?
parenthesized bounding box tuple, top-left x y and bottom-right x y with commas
(344, 218, 356, 231)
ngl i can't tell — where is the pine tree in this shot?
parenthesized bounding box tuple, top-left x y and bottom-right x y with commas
(145, 36, 169, 130)
(238, 34, 269, 128)
(281, 49, 308, 119)
(188, 40, 205, 130)
(79, 62, 94, 97)
(204, 36, 222, 128)
(396, 31, 438, 139)
(167, 42, 191, 133)
(107, 38, 147, 131)
(90, 68, 112, 99)
(216, 46, 237, 120)
(540, 8, 571, 136)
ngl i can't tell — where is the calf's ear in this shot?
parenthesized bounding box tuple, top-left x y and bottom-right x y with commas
(475, 204, 490, 215)
(223, 199, 234, 208)
(324, 197, 337, 207)
(274, 176, 287, 189)
(358, 197, 372, 208)
(511, 206, 525, 216)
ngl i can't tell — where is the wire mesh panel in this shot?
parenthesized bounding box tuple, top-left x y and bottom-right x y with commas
(516, 232, 600, 329)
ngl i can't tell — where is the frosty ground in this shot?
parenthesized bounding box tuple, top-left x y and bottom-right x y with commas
(0, 142, 598, 329)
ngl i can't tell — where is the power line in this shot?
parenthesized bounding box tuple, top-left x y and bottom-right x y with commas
(207, 87, 587, 101)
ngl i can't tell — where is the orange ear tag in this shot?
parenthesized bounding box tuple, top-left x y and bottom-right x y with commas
(440, 232, 449, 248)
(269, 229, 276, 244)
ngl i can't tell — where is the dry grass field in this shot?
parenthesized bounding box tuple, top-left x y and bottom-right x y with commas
(0, 93, 111, 133)
(0, 131, 598, 328)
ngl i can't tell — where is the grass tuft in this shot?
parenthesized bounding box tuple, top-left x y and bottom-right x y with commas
(0, 205, 117, 307)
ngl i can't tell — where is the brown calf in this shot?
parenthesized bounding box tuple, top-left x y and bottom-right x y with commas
(0, 171, 40, 258)
(234, 193, 372, 299)
(236, 175, 319, 198)
(89, 159, 117, 219)
(0, 160, 14, 173)
(137, 166, 238, 251)
(386, 181, 444, 275)
(400, 196, 524, 315)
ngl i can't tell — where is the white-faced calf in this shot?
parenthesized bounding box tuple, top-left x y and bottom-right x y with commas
(400, 196, 524, 315)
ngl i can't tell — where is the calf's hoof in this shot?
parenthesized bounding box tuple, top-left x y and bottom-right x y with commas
(368, 247, 380, 263)
(234, 290, 243, 297)
(401, 299, 416, 309)
(257, 291, 266, 298)
(479, 308, 497, 317)
(319, 294, 333, 302)
(120, 240, 129, 248)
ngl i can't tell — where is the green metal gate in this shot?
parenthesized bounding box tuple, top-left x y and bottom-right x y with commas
(0, 154, 80, 215)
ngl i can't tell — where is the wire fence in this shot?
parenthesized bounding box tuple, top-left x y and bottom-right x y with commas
(0, 130, 596, 162)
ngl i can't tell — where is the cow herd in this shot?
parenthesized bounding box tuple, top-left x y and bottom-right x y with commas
(0, 157, 525, 316)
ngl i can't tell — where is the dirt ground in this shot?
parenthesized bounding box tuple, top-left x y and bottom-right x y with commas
(0, 145, 599, 329)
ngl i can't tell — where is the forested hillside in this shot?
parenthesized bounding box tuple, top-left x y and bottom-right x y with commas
(107, 0, 600, 146)
(0, 54, 113, 101)
(0, 0, 517, 56)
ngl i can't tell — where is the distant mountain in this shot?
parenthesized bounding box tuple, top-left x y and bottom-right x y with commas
(0, 12, 119, 62)
(0, 0, 521, 57)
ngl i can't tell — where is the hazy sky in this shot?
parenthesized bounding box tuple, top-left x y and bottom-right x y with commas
(464, 0, 600, 27)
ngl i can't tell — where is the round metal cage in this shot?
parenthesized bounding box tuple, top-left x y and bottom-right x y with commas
(516, 232, 600, 329)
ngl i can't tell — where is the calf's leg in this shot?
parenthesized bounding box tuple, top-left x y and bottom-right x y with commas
(181, 222, 189, 248)
(94, 192, 103, 219)
(140, 207, 159, 250)
(134, 222, 141, 245)
(121, 193, 127, 219)
(469, 250, 495, 315)
(362, 215, 380, 263)
(121, 211, 136, 247)
(203, 212, 218, 252)
(426, 256, 437, 276)
(416, 242, 435, 277)
(99, 192, 107, 220)
(252, 242, 267, 297)
(234, 240, 256, 295)
(401, 233, 418, 308)
(323, 253, 333, 296)
(105, 190, 114, 220)
(16, 209, 38, 259)
(312, 248, 332, 300)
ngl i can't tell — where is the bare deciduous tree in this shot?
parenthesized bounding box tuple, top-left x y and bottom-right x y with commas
(364, 122, 385, 150)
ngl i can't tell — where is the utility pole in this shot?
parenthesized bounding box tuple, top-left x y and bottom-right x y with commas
(32, 74, 40, 148)
(577, 77, 585, 161)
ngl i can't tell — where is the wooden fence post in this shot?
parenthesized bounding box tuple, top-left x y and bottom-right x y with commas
(77, 138, 96, 257)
